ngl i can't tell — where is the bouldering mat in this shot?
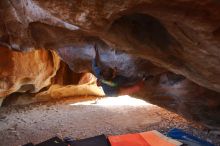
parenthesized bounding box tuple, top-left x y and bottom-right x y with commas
(23, 143, 35, 146)
(167, 128, 214, 146)
(140, 130, 182, 146)
(36, 137, 68, 146)
(108, 133, 150, 146)
(70, 134, 110, 146)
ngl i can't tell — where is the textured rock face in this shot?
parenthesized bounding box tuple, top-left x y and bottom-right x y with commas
(0, 49, 105, 105)
(36, 62, 105, 100)
(1, 0, 220, 92)
(136, 72, 220, 129)
(0, 46, 60, 99)
(0, 0, 220, 128)
(56, 41, 165, 78)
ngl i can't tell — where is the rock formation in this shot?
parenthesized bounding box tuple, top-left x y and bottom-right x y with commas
(0, 0, 220, 128)
(1, 0, 220, 92)
(0, 46, 60, 105)
(0, 48, 105, 106)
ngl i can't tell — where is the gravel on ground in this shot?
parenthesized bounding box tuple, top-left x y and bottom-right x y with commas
(0, 96, 219, 146)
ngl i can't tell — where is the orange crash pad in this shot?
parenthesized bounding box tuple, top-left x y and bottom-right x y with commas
(140, 130, 182, 146)
(108, 133, 150, 146)
(108, 131, 182, 146)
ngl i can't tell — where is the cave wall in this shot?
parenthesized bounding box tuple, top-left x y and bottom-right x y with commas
(136, 72, 220, 129)
(0, 46, 60, 104)
(56, 40, 166, 78)
(0, 46, 105, 106)
(1, 0, 220, 92)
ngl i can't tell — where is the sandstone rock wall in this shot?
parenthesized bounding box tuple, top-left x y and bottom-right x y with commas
(0, 46, 60, 101)
(135, 72, 220, 129)
(1, 0, 220, 92)
(0, 46, 104, 106)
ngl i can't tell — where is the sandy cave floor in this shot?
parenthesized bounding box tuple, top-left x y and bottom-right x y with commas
(0, 96, 220, 146)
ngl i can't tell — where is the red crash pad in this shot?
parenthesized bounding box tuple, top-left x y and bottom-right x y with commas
(108, 133, 150, 146)
(108, 131, 182, 146)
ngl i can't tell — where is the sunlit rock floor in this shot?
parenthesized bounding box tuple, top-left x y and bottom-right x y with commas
(0, 96, 219, 146)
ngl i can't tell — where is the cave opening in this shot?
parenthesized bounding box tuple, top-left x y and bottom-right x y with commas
(0, 1, 220, 145)
(69, 95, 150, 106)
(0, 46, 219, 145)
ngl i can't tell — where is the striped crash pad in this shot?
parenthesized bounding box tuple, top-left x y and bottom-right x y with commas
(108, 130, 182, 146)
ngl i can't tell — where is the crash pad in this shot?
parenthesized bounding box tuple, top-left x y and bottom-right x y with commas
(71, 134, 110, 146)
(108, 133, 150, 146)
(23, 143, 35, 146)
(36, 137, 68, 146)
(167, 128, 214, 146)
(140, 130, 182, 146)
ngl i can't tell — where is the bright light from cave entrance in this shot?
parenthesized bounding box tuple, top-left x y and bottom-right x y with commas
(70, 95, 152, 106)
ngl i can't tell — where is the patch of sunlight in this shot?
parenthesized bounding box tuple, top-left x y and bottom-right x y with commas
(70, 95, 152, 106)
